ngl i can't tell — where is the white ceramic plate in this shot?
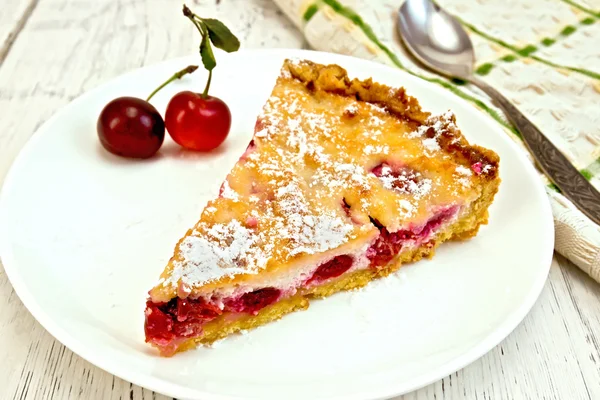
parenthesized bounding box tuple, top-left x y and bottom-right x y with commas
(0, 49, 553, 400)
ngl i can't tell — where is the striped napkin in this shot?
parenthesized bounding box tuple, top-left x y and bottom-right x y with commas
(273, 0, 600, 283)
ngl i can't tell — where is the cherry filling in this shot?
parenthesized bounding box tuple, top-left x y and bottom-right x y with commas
(177, 298, 222, 322)
(254, 118, 265, 132)
(367, 207, 457, 268)
(145, 302, 174, 343)
(144, 297, 222, 345)
(225, 287, 281, 315)
(145, 287, 282, 346)
(417, 207, 457, 238)
(367, 226, 415, 267)
(341, 198, 352, 218)
(239, 139, 256, 162)
(307, 255, 354, 284)
(371, 163, 422, 193)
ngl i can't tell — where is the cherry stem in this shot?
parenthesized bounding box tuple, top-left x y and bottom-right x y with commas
(146, 65, 198, 102)
(183, 6, 206, 39)
(182, 4, 213, 98)
(202, 69, 212, 99)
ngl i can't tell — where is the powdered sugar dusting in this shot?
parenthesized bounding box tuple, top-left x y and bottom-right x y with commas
(369, 116, 384, 127)
(397, 199, 415, 216)
(364, 144, 389, 155)
(407, 110, 457, 152)
(289, 215, 353, 256)
(344, 104, 358, 114)
(454, 165, 472, 188)
(366, 102, 386, 113)
(376, 166, 432, 200)
(455, 165, 472, 176)
(274, 180, 354, 256)
(407, 125, 428, 139)
(160, 67, 482, 290)
(167, 219, 270, 287)
(422, 137, 440, 153)
(220, 180, 239, 201)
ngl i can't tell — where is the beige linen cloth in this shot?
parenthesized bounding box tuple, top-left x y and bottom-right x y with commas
(272, 0, 600, 282)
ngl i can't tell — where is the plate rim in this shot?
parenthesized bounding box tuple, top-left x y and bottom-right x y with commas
(0, 48, 555, 400)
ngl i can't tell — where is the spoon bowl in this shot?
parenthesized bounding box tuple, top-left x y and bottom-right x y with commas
(398, 0, 474, 79)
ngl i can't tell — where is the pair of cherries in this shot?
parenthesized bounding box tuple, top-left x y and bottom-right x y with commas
(97, 5, 239, 159)
(97, 68, 231, 158)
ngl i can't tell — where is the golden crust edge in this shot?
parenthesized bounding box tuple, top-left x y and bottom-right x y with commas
(283, 59, 500, 182)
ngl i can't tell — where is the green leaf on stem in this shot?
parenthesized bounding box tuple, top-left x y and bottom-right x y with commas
(200, 34, 216, 71)
(202, 18, 241, 52)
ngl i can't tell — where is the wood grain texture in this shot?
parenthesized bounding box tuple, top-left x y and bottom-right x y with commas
(0, 0, 39, 64)
(0, 1, 599, 399)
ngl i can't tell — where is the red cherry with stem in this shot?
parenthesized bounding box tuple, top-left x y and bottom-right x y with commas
(164, 5, 239, 152)
(165, 91, 231, 151)
(96, 65, 198, 159)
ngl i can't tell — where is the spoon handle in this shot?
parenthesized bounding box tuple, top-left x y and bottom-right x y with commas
(470, 76, 600, 226)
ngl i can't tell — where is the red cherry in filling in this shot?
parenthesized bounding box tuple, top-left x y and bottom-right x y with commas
(307, 255, 354, 284)
(367, 228, 413, 268)
(165, 91, 231, 151)
(97, 97, 165, 159)
(371, 162, 421, 193)
(471, 162, 483, 175)
(226, 287, 281, 315)
(176, 298, 222, 322)
(144, 301, 175, 342)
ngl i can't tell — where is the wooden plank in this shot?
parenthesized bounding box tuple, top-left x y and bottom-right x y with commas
(0, 0, 39, 65)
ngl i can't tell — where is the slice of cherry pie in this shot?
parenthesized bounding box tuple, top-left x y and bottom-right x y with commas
(144, 59, 500, 356)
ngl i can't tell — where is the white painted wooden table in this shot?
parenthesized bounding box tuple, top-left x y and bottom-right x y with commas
(1, 0, 599, 399)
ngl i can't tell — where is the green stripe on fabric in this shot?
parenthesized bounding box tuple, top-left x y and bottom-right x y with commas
(581, 169, 594, 180)
(303, 4, 320, 22)
(581, 17, 596, 25)
(548, 183, 560, 192)
(578, 157, 600, 183)
(529, 56, 600, 80)
(461, 21, 520, 52)
(557, 0, 600, 18)
(459, 18, 600, 81)
(541, 37, 556, 46)
(583, 156, 600, 173)
(320, 0, 407, 69)
(517, 45, 538, 56)
(320, 0, 517, 136)
(430, 0, 600, 81)
(475, 63, 494, 75)
(560, 25, 577, 36)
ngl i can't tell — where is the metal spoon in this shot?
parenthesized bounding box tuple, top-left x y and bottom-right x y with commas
(398, 0, 600, 225)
